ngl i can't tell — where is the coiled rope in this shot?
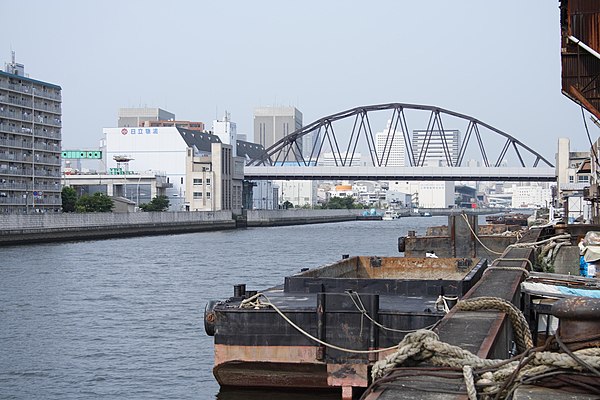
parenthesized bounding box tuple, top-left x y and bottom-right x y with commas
(370, 329, 600, 399)
(456, 297, 533, 352)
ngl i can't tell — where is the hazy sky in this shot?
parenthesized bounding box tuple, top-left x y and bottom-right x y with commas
(2, 1, 592, 162)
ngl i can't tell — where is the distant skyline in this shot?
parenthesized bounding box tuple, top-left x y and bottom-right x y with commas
(2, 1, 593, 161)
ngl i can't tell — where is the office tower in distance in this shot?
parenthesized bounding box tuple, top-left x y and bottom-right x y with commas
(412, 129, 460, 166)
(253, 106, 303, 162)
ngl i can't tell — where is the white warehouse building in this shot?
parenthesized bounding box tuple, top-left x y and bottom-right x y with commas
(387, 180, 455, 208)
(101, 126, 266, 211)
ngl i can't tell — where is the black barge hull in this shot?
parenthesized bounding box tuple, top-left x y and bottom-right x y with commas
(206, 256, 488, 394)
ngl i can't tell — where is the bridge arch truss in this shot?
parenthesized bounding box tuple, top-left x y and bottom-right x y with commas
(247, 103, 554, 169)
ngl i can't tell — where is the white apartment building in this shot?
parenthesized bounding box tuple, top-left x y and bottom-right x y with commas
(375, 120, 405, 166)
(507, 183, 552, 209)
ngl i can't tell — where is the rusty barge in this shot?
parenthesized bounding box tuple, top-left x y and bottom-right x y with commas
(205, 215, 600, 399)
(204, 255, 488, 397)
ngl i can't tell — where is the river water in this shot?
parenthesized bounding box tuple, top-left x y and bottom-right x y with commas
(0, 216, 448, 399)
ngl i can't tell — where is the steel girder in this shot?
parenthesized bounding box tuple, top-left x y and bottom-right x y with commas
(247, 103, 554, 169)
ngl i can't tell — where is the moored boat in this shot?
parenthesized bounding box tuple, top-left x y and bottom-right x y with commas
(205, 255, 487, 397)
(382, 209, 399, 220)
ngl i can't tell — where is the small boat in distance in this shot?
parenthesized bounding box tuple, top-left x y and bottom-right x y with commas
(382, 209, 399, 220)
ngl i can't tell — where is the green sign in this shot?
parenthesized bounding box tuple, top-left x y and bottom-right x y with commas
(61, 150, 102, 159)
(109, 168, 125, 175)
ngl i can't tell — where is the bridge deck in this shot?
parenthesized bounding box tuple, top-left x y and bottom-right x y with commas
(244, 166, 556, 181)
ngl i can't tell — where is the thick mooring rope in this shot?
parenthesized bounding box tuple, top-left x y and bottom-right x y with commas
(371, 329, 600, 399)
(460, 213, 504, 255)
(456, 296, 533, 352)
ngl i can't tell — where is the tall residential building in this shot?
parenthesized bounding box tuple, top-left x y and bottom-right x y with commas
(118, 107, 175, 127)
(412, 129, 460, 166)
(375, 120, 405, 166)
(0, 54, 62, 214)
(253, 106, 303, 162)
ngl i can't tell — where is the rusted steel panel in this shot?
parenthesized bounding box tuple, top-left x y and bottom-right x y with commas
(326, 363, 369, 388)
(561, 0, 600, 117)
(551, 297, 600, 348)
(568, 0, 600, 52)
(214, 360, 329, 389)
(214, 345, 327, 388)
(214, 344, 320, 365)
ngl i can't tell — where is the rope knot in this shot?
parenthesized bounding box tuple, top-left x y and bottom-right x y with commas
(371, 329, 439, 380)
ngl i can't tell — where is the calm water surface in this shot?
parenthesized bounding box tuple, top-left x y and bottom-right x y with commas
(0, 217, 447, 399)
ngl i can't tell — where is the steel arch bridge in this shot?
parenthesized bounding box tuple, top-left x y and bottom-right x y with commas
(247, 103, 554, 169)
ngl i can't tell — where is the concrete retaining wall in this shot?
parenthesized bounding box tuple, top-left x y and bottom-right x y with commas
(0, 211, 235, 245)
(246, 209, 359, 227)
(0, 209, 366, 245)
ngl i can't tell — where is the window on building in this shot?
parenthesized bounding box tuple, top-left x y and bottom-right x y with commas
(569, 176, 574, 183)
(206, 192, 211, 199)
(193, 192, 203, 199)
(578, 175, 589, 183)
(206, 178, 211, 186)
(193, 178, 202, 185)
(181, 177, 184, 184)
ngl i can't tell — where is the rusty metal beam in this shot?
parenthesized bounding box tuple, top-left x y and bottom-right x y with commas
(567, 85, 600, 120)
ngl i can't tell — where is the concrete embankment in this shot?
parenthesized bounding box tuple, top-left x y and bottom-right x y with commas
(0, 211, 236, 245)
(0, 209, 362, 246)
(245, 209, 358, 227)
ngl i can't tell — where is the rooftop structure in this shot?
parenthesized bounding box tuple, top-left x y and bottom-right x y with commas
(141, 120, 205, 131)
(117, 107, 175, 127)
